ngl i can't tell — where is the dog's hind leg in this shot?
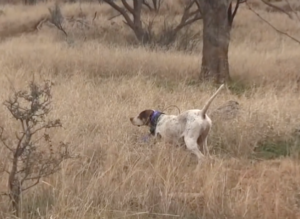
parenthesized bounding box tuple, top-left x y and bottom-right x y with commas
(197, 135, 210, 157)
(196, 125, 211, 157)
(184, 136, 205, 164)
(203, 138, 210, 157)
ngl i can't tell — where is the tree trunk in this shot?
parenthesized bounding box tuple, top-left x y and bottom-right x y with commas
(131, 0, 149, 44)
(9, 157, 20, 217)
(199, 0, 232, 84)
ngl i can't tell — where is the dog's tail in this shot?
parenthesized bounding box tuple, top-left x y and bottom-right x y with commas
(201, 84, 225, 119)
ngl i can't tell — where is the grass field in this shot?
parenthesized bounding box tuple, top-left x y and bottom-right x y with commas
(0, 1, 300, 218)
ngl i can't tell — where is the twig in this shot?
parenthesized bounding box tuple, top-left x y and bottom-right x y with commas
(103, 0, 135, 30)
(22, 179, 40, 191)
(108, 12, 124, 21)
(0, 127, 14, 152)
(142, 0, 153, 11)
(261, 0, 293, 19)
(0, 192, 9, 196)
(172, 0, 202, 34)
(229, 0, 241, 25)
(246, 2, 300, 45)
(93, 11, 97, 22)
(284, 0, 300, 23)
(48, 3, 68, 37)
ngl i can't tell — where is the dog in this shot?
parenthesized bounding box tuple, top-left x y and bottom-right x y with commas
(130, 84, 224, 164)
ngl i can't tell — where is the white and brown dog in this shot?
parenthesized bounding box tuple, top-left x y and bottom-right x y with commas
(130, 84, 224, 164)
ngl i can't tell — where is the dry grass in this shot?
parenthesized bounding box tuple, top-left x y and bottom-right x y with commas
(0, 1, 300, 218)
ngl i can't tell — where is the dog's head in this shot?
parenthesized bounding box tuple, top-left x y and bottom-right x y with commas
(130, 109, 154, 127)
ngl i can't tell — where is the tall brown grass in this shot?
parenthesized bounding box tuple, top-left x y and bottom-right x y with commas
(0, 1, 300, 218)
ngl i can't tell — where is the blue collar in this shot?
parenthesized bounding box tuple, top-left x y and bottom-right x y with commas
(149, 110, 164, 135)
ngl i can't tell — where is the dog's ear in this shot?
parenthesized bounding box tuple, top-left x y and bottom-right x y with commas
(138, 109, 154, 125)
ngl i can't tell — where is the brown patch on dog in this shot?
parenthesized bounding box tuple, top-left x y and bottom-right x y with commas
(197, 127, 210, 154)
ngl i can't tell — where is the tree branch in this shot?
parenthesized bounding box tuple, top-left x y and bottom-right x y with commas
(142, 0, 153, 11)
(194, 0, 202, 14)
(231, 0, 240, 24)
(0, 127, 14, 152)
(121, 0, 134, 14)
(284, 0, 300, 22)
(108, 12, 124, 21)
(261, 0, 293, 19)
(22, 179, 40, 192)
(48, 4, 68, 37)
(156, 0, 163, 11)
(173, 0, 202, 34)
(246, 2, 300, 45)
(103, 0, 135, 30)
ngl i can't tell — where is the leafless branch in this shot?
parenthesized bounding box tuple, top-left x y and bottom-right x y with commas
(261, 0, 293, 19)
(103, 0, 135, 30)
(22, 179, 40, 192)
(142, 0, 153, 11)
(48, 3, 68, 37)
(170, 0, 202, 35)
(93, 11, 97, 22)
(122, 0, 135, 14)
(231, 0, 240, 24)
(142, 0, 164, 12)
(284, 0, 300, 23)
(0, 127, 14, 152)
(246, 2, 300, 45)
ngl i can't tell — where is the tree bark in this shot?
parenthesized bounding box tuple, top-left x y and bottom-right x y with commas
(9, 156, 20, 217)
(131, 0, 149, 43)
(199, 0, 232, 84)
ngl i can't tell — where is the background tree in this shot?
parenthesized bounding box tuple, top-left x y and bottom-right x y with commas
(103, 0, 244, 83)
(103, 0, 202, 45)
(198, 0, 300, 84)
(198, 0, 246, 84)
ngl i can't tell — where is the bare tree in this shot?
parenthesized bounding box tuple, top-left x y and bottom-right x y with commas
(103, 0, 202, 44)
(155, 0, 202, 46)
(0, 81, 71, 217)
(48, 3, 68, 37)
(198, 0, 245, 83)
(103, 0, 149, 43)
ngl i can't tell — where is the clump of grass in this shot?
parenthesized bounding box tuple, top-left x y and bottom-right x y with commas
(252, 134, 300, 160)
